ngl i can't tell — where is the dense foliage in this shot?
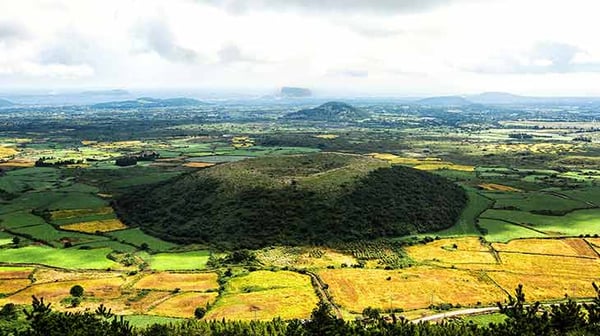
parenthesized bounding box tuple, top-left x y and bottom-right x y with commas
(5, 284, 600, 335)
(283, 102, 370, 121)
(116, 154, 466, 249)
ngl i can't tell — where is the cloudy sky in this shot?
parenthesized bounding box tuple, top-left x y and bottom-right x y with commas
(2, 0, 600, 96)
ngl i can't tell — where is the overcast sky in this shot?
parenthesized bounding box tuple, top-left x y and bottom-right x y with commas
(2, 0, 600, 96)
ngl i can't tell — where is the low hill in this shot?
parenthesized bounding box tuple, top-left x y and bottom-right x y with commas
(416, 96, 472, 106)
(116, 153, 467, 248)
(93, 97, 204, 109)
(0, 98, 14, 107)
(283, 102, 369, 121)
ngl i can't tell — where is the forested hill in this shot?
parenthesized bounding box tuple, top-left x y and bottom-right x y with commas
(116, 153, 467, 248)
(283, 102, 370, 121)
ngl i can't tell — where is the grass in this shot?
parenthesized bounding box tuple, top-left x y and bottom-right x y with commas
(481, 208, 600, 237)
(133, 272, 219, 292)
(464, 313, 506, 326)
(0, 279, 31, 294)
(108, 228, 177, 251)
(0, 246, 118, 269)
(11, 223, 106, 247)
(490, 192, 590, 212)
(479, 218, 546, 242)
(148, 251, 211, 271)
(434, 189, 493, 236)
(122, 315, 185, 327)
(492, 238, 596, 257)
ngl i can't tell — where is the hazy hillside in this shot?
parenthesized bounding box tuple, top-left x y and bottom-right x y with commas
(416, 96, 472, 106)
(93, 97, 205, 109)
(283, 101, 369, 121)
(0, 98, 14, 107)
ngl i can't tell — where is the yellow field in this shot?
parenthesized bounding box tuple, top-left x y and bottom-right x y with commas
(0, 277, 124, 306)
(0, 266, 34, 279)
(205, 270, 319, 320)
(498, 253, 600, 278)
(481, 143, 582, 154)
(50, 207, 114, 220)
(320, 267, 506, 312)
(182, 162, 215, 168)
(206, 287, 318, 321)
(0, 160, 35, 167)
(60, 219, 127, 233)
(0, 146, 17, 158)
(414, 162, 475, 171)
(368, 153, 474, 171)
(488, 271, 600, 302)
(368, 153, 423, 165)
(479, 183, 522, 192)
(492, 238, 595, 257)
(0, 279, 31, 294)
(32, 269, 123, 284)
(314, 134, 339, 139)
(151, 292, 218, 318)
(81, 140, 98, 145)
(134, 272, 219, 292)
(406, 237, 497, 265)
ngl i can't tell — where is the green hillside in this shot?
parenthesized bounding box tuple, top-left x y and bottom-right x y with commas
(116, 153, 467, 248)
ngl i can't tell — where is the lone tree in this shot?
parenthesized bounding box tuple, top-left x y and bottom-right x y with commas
(194, 307, 206, 319)
(70, 285, 84, 298)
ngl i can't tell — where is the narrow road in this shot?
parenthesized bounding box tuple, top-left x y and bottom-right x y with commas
(411, 307, 499, 323)
(305, 271, 344, 319)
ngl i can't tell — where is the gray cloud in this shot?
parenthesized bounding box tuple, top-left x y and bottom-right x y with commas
(218, 44, 267, 64)
(38, 34, 91, 65)
(134, 18, 199, 63)
(0, 21, 30, 43)
(200, 0, 470, 15)
(470, 42, 600, 74)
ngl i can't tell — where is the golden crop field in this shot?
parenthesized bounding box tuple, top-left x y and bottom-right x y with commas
(206, 287, 318, 321)
(133, 272, 219, 292)
(488, 271, 600, 302)
(151, 292, 218, 318)
(32, 268, 123, 284)
(368, 152, 474, 171)
(60, 219, 127, 233)
(498, 253, 600, 278)
(182, 162, 215, 168)
(0, 160, 35, 167)
(205, 270, 319, 321)
(492, 238, 594, 257)
(406, 237, 497, 265)
(368, 153, 423, 165)
(0, 266, 34, 279)
(320, 267, 506, 312)
(479, 183, 522, 192)
(50, 207, 114, 220)
(480, 143, 582, 154)
(314, 134, 339, 139)
(0, 277, 125, 306)
(0, 279, 31, 294)
(0, 146, 17, 158)
(414, 162, 475, 172)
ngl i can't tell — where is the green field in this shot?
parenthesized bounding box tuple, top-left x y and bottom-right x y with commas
(479, 218, 546, 242)
(434, 188, 493, 236)
(481, 208, 600, 237)
(147, 250, 211, 271)
(108, 228, 178, 251)
(0, 246, 117, 269)
(122, 315, 185, 328)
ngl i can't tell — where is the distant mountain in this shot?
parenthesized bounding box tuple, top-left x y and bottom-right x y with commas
(416, 96, 472, 106)
(467, 92, 534, 105)
(283, 101, 369, 121)
(279, 86, 312, 98)
(0, 98, 14, 107)
(80, 89, 130, 96)
(93, 97, 205, 109)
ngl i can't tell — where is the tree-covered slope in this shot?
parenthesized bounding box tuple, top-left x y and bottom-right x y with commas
(116, 153, 467, 248)
(283, 102, 369, 121)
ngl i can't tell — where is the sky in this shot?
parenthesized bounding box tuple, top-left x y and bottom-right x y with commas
(2, 0, 600, 96)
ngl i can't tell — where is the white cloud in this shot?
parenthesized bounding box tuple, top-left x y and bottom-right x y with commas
(2, 0, 600, 95)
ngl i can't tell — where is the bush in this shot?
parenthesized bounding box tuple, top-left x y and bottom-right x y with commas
(194, 307, 206, 319)
(70, 285, 84, 297)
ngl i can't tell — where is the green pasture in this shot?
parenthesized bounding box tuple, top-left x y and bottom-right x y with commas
(0, 246, 117, 269)
(108, 228, 177, 251)
(147, 250, 211, 271)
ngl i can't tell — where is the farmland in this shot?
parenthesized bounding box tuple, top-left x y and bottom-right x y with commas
(0, 96, 599, 326)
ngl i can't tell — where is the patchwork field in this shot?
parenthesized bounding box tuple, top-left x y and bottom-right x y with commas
(133, 272, 219, 292)
(150, 292, 219, 318)
(61, 219, 127, 233)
